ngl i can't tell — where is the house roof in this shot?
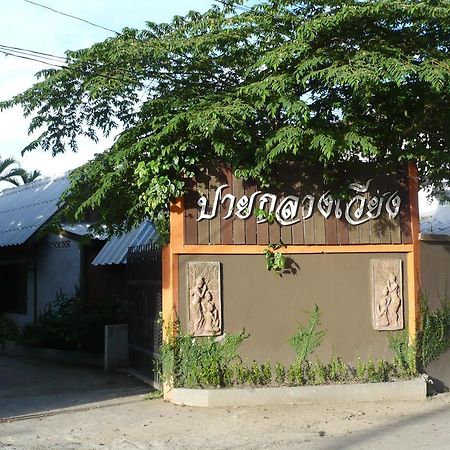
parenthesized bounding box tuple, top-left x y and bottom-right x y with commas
(92, 221, 159, 266)
(419, 189, 450, 237)
(0, 176, 70, 247)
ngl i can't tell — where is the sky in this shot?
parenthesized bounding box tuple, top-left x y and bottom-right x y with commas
(0, 0, 213, 177)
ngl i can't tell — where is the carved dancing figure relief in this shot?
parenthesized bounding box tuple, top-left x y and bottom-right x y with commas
(187, 262, 222, 336)
(371, 260, 404, 331)
(386, 274, 402, 326)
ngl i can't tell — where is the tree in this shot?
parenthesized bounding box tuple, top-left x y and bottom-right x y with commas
(2, 0, 450, 238)
(9, 169, 42, 186)
(0, 157, 25, 187)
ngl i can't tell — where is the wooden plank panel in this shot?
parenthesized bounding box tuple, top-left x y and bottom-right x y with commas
(256, 221, 269, 245)
(232, 175, 246, 244)
(391, 215, 402, 244)
(221, 168, 233, 245)
(183, 189, 198, 245)
(400, 169, 412, 244)
(281, 224, 292, 245)
(369, 220, 381, 245)
(292, 219, 304, 244)
(208, 168, 222, 245)
(304, 216, 315, 244)
(244, 181, 257, 245)
(313, 211, 326, 244)
(379, 221, 392, 244)
(359, 220, 371, 244)
(269, 221, 281, 244)
(337, 218, 349, 245)
(196, 171, 210, 245)
(325, 217, 338, 245)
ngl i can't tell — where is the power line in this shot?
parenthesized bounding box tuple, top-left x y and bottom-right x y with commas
(213, 0, 253, 12)
(0, 44, 66, 63)
(0, 50, 66, 69)
(1, 43, 222, 81)
(24, 0, 121, 36)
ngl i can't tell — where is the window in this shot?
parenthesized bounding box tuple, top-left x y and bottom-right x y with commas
(0, 264, 27, 314)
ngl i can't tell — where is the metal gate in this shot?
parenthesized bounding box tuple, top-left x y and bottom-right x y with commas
(127, 243, 162, 387)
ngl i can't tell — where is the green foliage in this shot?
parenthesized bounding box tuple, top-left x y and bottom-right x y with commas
(327, 355, 349, 383)
(248, 362, 272, 386)
(418, 292, 450, 368)
(289, 305, 326, 364)
(274, 361, 286, 385)
(161, 328, 247, 388)
(263, 242, 286, 272)
(0, 314, 19, 341)
(311, 361, 327, 385)
(254, 208, 275, 225)
(4, 1, 450, 236)
(234, 363, 251, 386)
(143, 390, 163, 400)
(21, 291, 127, 353)
(356, 357, 366, 382)
(388, 330, 417, 378)
(287, 362, 305, 386)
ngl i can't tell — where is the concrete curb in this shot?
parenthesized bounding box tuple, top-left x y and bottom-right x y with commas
(171, 377, 427, 407)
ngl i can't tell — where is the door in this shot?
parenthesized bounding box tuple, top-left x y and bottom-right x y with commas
(127, 243, 162, 388)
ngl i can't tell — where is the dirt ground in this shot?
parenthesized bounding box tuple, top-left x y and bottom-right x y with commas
(1, 355, 449, 449)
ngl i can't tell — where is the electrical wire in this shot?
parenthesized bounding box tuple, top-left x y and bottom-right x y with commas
(24, 0, 121, 36)
(0, 50, 66, 69)
(213, 0, 253, 12)
(0, 44, 66, 62)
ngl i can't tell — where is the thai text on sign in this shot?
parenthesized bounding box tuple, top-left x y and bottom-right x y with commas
(197, 180, 401, 226)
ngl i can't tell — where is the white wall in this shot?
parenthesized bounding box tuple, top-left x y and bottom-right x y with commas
(36, 234, 81, 314)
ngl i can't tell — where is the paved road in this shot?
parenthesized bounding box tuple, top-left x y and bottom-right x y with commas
(0, 355, 449, 449)
(0, 354, 149, 419)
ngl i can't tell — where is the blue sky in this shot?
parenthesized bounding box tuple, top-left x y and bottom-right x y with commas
(0, 0, 213, 176)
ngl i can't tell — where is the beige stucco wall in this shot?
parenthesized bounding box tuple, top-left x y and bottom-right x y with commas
(178, 252, 409, 365)
(420, 240, 450, 388)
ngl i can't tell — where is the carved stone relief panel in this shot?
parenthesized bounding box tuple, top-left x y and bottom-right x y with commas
(371, 259, 404, 331)
(187, 262, 222, 337)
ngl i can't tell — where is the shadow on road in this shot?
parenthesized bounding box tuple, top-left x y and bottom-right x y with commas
(0, 354, 150, 419)
(321, 400, 450, 449)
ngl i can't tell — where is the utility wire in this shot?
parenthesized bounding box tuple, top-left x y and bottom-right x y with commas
(0, 51, 66, 69)
(1, 43, 220, 80)
(24, 0, 121, 36)
(213, 0, 253, 12)
(0, 45, 66, 64)
(0, 44, 66, 61)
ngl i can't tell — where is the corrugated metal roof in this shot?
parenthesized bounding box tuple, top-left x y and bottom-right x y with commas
(61, 223, 106, 240)
(419, 188, 450, 236)
(0, 175, 69, 247)
(92, 221, 159, 265)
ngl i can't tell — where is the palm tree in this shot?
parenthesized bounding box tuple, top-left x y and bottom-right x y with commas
(0, 157, 24, 185)
(9, 169, 42, 186)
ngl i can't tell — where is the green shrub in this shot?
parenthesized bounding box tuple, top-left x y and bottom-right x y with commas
(388, 330, 417, 378)
(21, 291, 127, 353)
(0, 314, 19, 341)
(418, 292, 450, 369)
(312, 360, 327, 385)
(289, 305, 325, 365)
(274, 361, 286, 385)
(355, 358, 366, 382)
(327, 355, 349, 382)
(161, 328, 247, 388)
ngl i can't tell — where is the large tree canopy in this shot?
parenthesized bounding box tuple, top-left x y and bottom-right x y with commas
(2, 0, 450, 238)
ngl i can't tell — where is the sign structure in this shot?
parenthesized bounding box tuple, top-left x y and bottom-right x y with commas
(187, 262, 222, 337)
(371, 259, 404, 331)
(197, 180, 401, 227)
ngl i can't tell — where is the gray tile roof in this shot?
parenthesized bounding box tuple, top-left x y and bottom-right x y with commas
(0, 176, 69, 247)
(92, 221, 159, 265)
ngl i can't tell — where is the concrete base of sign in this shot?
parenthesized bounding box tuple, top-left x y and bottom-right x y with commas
(170, 377, 428, 407)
